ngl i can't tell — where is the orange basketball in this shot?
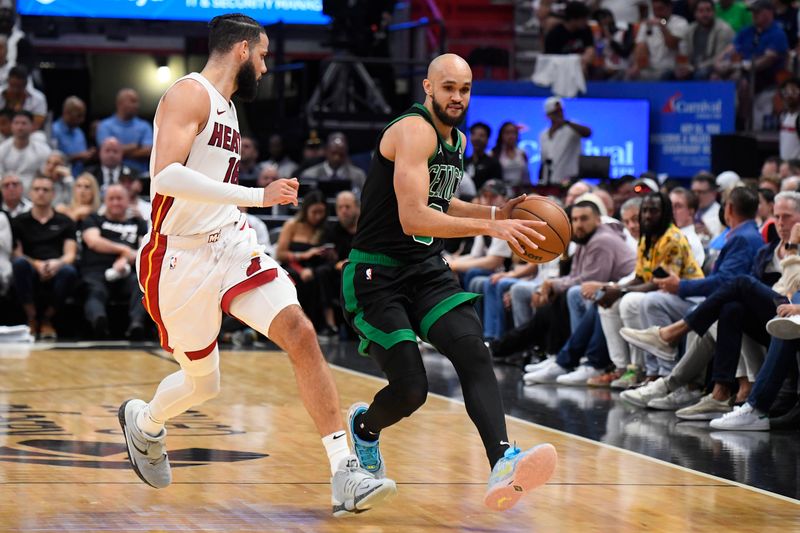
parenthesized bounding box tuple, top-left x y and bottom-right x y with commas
(509, 196, 571, 264)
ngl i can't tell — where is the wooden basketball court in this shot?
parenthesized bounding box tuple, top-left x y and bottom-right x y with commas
(1, 346, 797, 531)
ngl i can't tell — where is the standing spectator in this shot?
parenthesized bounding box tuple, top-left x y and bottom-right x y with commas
(41, 151, 74, 208)
(677, 0, 735, 80)
(0, 110, 50, 190)
(465, 122, 502, 193)
(11, 176, 78, 339)
(300, 132, 366, 192)
(55, 172, 100, 224)
(86, 137, 138, 194)
(628, 0, 690, 80)
(539, 97, 591, 185)
(0, 66, 46, 131)
(691, 172, 723, 239)
(544, 2, 595, 75)
(80, 184, 148, 339)
(237, 136, 260, 187)
(0, 172, 29, 216)
(592, 8, 637, 80)
(780, 78, 800, 161)
(96, 88, 153, 174)
(670, 187, 706, 267)
(715, 0, 752, 33)
(494, 122, 530, 188)
(51, 96, 94, 176)
(264, 133, 299, 179)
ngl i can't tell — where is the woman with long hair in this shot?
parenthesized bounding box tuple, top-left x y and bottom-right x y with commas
(55, 172, 100, 223)
(275, 190, 337, 336)
(492, 122, 530, 189)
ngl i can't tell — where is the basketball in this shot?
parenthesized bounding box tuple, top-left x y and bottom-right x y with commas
(509, 196, 571, 264)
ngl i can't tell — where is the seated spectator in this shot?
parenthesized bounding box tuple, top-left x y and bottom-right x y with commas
(295, 130, 325, 176)
(759, 174, 781, 193)
(782, 175, 800, 192)
(566, 179, 593, 206)
(691, 172, 723, 240)
(52, 96, 94, 176)
(539, 99, 591, 186)
(0, 171, 29, 216)
(0, 66, 46, 130)
(465, 122, 502, 193)
(0, 107, 11, 142)
(300, 132, 366, 192)
(264, 133, 298, 180)
(40, 151, 74, 208)
(592, 8, 637, 80)
(677, 0, 734, 80)
(715, 0, 752, 33)
(275, 190, 338, 336)
(762, 155, 782, 178)
(779, 78, 800, 161)
(55, 172, 100, 224)
(591, 192, 704, 389)
(628, 0, 689, 80)
(669, 187, 705, 266)
(521, 200, 636, 383)
(116, 172, 151, 223)
(80, 184, 149, 339)
(237, 136, 260, 187)
(86, 137, 138, 194)
(0, 110, 50, 190)
(0, 36, 13, 87)
(544, 2, 595, 75)
(11, 176, 78, 339)
(494, 122, 530, 188)
(96, 88, 153, 174)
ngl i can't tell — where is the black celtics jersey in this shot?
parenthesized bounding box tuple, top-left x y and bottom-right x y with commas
(351, 103, 464, 262)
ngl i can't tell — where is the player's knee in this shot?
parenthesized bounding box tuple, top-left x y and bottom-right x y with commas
(391, 373, 428, 417)
(192, 369, 221, 403)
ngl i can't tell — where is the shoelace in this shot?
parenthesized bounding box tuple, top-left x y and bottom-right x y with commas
(357, 440, 381, 468)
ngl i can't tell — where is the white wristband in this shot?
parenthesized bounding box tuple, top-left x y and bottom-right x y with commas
(491, 206, 496, 221)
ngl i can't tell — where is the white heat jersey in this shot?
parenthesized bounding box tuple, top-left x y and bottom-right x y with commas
(149, 72, 243, 236)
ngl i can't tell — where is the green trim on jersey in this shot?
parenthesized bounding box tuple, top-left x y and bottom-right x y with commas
(349, 248, 407, 267)
(411, 103, 462, 153)
(418, 292, 481, 341)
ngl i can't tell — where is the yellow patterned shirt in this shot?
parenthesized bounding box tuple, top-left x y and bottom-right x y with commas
(635, 224, 704, 282)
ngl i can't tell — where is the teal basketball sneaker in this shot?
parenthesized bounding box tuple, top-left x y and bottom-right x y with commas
(484, 443, 557, 511)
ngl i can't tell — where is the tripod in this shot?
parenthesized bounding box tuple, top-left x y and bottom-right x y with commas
(306, 51, 392, 120)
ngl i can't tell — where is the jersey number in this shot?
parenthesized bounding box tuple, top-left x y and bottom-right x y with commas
(412, 203, 442, 246)
(223, 157, 240, 185)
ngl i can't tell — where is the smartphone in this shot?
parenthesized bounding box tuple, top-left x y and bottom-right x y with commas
(594, 289, 606, 301)
(652, 266, 670, 279)
(773, 296, 790, 308)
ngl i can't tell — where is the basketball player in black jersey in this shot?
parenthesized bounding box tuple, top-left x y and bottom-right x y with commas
(342, 53, 558, 511)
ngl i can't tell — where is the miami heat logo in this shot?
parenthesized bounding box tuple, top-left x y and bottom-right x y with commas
(246, 257, 261, 277)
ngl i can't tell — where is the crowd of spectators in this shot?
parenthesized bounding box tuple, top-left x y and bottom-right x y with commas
(535, 0, 800, 129)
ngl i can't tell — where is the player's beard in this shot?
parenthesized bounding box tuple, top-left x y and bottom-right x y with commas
(431, 96, 466, 127)
(235, 60, 259, 102)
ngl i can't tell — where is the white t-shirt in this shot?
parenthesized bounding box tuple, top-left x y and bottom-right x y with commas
(601, 0, 644, 24)
(469, 235, 512, 259)
(0, 138, 52, 191)
(635, 15, 689, 72)
(679, 223, 706, 268)
(539, 124, 582, 185)
(780, 112, 800, 161)
(0, 86, 48, 118)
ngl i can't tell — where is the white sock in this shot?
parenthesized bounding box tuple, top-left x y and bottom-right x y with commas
(322, 431, 350, 476)
(136, 404, 165, 438)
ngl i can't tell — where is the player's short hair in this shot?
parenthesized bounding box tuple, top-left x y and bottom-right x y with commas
(208, 13, 264, 55)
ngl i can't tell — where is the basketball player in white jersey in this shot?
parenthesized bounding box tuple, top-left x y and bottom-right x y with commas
(117, 14, 396, 516)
